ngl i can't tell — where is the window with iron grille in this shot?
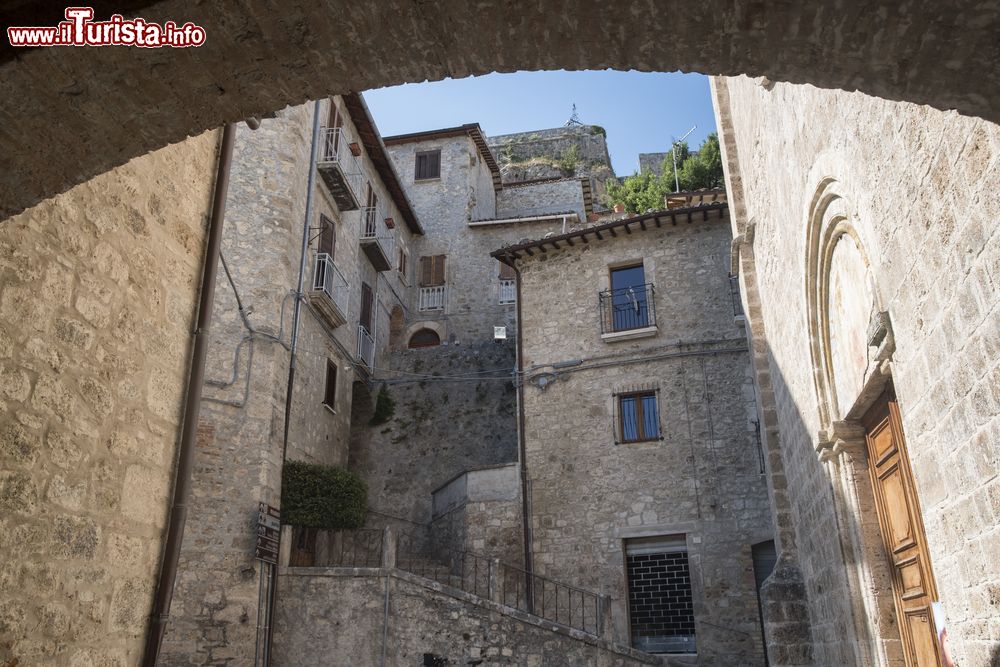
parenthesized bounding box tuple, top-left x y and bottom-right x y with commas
(415, 150, 441, 180)
(614, 387, 661, 444)
(626, 535, 696, 654)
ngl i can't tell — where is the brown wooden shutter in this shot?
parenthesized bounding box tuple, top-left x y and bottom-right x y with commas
(415, 153, 427, 180)
(420, 256, 433, 287)
(319, 214, 335, 258)
(433, 255, 446, 286)
(429, 151, 440, 178)
(360, 282, 373, 331)
(498, 260, 515, 280)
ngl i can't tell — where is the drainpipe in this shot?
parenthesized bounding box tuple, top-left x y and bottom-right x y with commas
(264, 99, 323, 666)
(510, 259, 534, 581)
(142, 122, 236, 666)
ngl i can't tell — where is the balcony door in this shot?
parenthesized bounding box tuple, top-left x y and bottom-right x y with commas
(328, 102, 343, 151)
(610, 263, 649, 331)
(315, 214, 336, 289)
(360, 282, 373, 334)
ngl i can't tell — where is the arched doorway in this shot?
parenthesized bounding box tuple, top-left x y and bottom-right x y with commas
(407, 328, 440, 349)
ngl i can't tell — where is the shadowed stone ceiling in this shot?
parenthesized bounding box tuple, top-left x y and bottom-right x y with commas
(1, 0, 998, 218)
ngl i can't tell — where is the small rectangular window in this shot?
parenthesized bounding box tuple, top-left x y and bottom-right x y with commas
(323, 360, 337, 409)
(618, 391, 659, 443)
(607, 263, 651, 332)
(398, 247, 408, 279)
(415, 150, 441, 180)
(626, 535, 696, 654)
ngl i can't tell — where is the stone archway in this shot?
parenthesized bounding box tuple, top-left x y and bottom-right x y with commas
(804, 178, 904, 667)
(2, 2, 1000, 218)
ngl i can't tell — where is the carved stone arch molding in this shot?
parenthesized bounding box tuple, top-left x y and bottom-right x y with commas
(803, 177, 904, 667)
(805, 177, 888, 434)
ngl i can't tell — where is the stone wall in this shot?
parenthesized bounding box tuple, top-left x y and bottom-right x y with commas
(639, 153, 669, 177)
(430, 463, 523, 564)
(714, 75, 1000, 665)
(162, 96, 417, 664)
(495, 178, 588, 222)
(349, 343, 519, 533)
(513, 210, 774, 664)
(272, 568, 660, 666)
(489, 125, 615, 207)
(0, 131, 219, 665)
(388, 135, 585, 344)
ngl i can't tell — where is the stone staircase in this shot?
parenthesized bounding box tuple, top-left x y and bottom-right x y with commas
(277, 525, 667, 665)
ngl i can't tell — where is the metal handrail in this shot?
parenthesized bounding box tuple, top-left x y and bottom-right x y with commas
(318, 127, 362, 200)
(418, 285, 446, 311)
(361, 203, 396, 262)
(357, 323, 375, 368)
(395, 534, 606, 637)
(311, 253, 350, 316)
(288, 526, 383, 568)
(598, 282, 656, 334)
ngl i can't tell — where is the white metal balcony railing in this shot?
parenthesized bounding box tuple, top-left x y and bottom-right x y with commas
(310, 253, 350, 319)
(318, 127, 363, 202)
(357, 324, 375, 369)
(418, 286, 447, 311)
(499, 280, 516, 305)
(361, 204, 396, 262)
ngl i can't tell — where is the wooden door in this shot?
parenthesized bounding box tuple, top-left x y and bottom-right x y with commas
(863, 391, 941, 667)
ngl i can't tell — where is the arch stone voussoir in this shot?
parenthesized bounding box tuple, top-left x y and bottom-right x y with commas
(2, 1, 1000, 218)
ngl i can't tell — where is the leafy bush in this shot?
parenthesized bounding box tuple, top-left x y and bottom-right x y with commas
(280, 460, 367, 529)
(607, 133, 724, 214)
(369, 385, 395, 425)
(557, 145, 579, 175)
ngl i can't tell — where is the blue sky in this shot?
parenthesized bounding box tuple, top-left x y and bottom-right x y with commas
(363, 70, 717, 177)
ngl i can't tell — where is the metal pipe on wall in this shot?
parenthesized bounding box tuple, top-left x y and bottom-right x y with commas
(142, 122, 237, 666)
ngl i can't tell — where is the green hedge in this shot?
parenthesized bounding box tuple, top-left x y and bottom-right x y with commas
(280, 460, 367, 529)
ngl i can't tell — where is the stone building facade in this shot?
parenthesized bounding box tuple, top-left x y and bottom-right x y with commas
(713, 75, 1000, 667)
(159, 94, 423, 664)
(0, 132, 219, 666)
(494, 202, 775, 665)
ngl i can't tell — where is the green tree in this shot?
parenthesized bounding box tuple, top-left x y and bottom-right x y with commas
(605, 171, 669, 214)
(607, 133, 724, 213)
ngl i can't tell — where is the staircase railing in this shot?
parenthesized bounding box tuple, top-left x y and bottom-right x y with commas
(394, 531, 608, 637)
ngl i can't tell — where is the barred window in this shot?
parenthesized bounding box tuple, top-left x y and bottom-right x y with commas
(626, 535, 696, 654)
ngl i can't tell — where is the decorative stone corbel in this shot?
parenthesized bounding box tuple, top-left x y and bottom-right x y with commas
(816, 420, 867, 462)
(866, 310, 895, 362)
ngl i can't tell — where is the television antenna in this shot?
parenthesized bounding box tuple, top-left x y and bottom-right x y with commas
(671, 125, 697, 193)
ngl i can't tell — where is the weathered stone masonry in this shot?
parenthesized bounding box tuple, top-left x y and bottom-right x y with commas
(714, 75, 1000, 666)
(0, 132, 219, 666)
(503, 206, 775, 665)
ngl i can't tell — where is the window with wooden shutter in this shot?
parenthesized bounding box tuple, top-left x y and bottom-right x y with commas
(419, 255, 446, 287)
(398, 247, 408, 279)
(323, 360, 337, 408)
(415, 149, 441, 180)
(498, 260, 516, 280)
(318, 214, 336, 259)
(360, 282, 373, 332)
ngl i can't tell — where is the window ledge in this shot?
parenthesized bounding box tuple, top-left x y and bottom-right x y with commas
(322, 403, 337, 416)
(618, 438, 663, 446)
(413, 177, 442, 183)
(601, 325, 658, 343)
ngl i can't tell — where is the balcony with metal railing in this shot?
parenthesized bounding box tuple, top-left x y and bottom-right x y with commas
(307, 253, 349, 328)
(357, 323, 375, 370)
(499, 279, 516, 305)
(316, 127, 362, 211)
(360, 203, 395, 271)
(599, 283, 657, 341)
(418, 285, 446, 312)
